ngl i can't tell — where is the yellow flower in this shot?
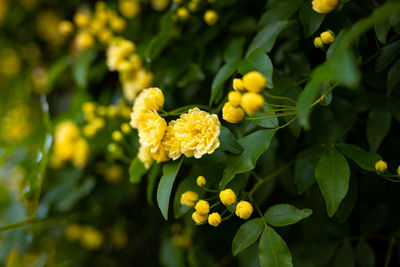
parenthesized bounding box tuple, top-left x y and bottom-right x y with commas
(138, 145, 154, 169)
(375, 160, 387, 173)
(58, 20, 74, 35)
(106, 38, 136, 71)
(219, 189, 236, 206)
(119, 0, 140, 18)
(176, 7, 189, 21)
(82, 102, 97, 120)
(164, 108, 221, 159)
(242, 71, 267, 93)
(233, 78, 245, 91)
(180, 191, 199, 207)
(151, 0, 170, 11)
(73, 12, 91, 28)
(208, 212, 221, 227)
(192, 211, 208, 225)
(241, 92, 265, 115)
(98, 28, 113, 44)
(71, 137, 90, 168)
(222, 102, 244, 124)
(121, 69, 154, 101)
(76, 31, 95, 50)
(204, 10, 218, 26)
(320, 30, 335, 44)
(65, 223, 82, 241)
(138, 111, 167, 152)
(151, 143, 170, 163)
(235, 201, 253, 219)
(195, 200, 210, 215)
(53, 121, 81, 163)
(314, 37, 324, 48)
(121, 123, 131, 134)
(80, 226, 103, 250)
(112, 130, 123, 142)
(141, 87, 165, 111)
(162, 121, 182, 160)
(109, 15, 126, 32)
(312, 0, 339, 14)
(196, 176, 206, 187)
(228, 91, 242, 107)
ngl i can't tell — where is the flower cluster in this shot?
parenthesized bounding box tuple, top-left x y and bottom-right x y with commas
(180, 177, 254, 227)
(58, 1, 129, 50)
(314, 30, 335, 49)
(222, 71, 266, 124)
(51, 121, 90, 168)
(106, 37, 154, 101)
(172, 0, 218, 26)
(131, 88, 221, 168)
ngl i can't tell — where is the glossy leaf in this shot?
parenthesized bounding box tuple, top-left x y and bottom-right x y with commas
(332, 242, 355, 267)
(374, 19, 390, 44)
(209, 62, 237, 105)
(259, 226, 293, 267)
(72, 50, 97, 90)
(367, 104, 391, 152)
(146, 163, 161, 206)
(157, 159, 183, 220)
(238, 48, 274, 88)
(299, 0, 326, 37)
(295, 146, 322, 194)
(223, 37, 246, 63)
(315, 148, 350, 217)
(387, 58, 400, 97)
(375, 40, 400, 72)
(219, 129, 275, 189)
(219, 126, 243, 154)
(264, 204, 313, 227)
(259, 0, 301, 28)
(232, 218, 264, 256)
(336, 143, 381, 172)
(296, 79, 323, 128)
(129, 157, 148, 184)
(355, 239, 375, 267)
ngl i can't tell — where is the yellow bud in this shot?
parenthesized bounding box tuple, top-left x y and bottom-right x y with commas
(233, 78, 245, 91)
(235, 201, 253, 220)
(65, 223, 82, 241)
(176, 7, 189, 21)
(82, 102, 96, 119)
(208, 212, 221, 227)
(110, 16, 126, 32)
(219, 189, 236, 206)
(192, 211, 208, 225)
(241, 92, 265, 115)
(80, 226, 103, 250)
(98, 29, 113, 44)
(58, 20, 74, 36)
(76, 32, 94, 50)
(194, 200, 209, 215)
(222, 102, 244, 124)
(180, 191, 199, 207)
(121, 123, 131, 134)
(312, 0, 339, 14)
(204, 10, 218, 26)
(188, 1, 199, 12)
(242, 71, 267, 93)
(375, 160, 387, 173)
(83, 124, 97, 137)
(119, 0, 141, 19)
(314, 37, 324, 48)
(320, 30, 335, 44)
(228, 91, 242, 107)
(397, 165, 400, 176)
(92, 117, 105, 130)
(143, 87, 165, 110)
(196, 175, 206, 187)
(74, 12, 90, 28)
(112, 130, 123, 142)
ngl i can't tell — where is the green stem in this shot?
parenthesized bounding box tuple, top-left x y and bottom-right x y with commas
(246, 112, 297, 120)
(275, 116, 298, 130)
(264, 92, 297, 104)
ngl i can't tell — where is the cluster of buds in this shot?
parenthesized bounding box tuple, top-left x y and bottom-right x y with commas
(180, 176, 254, 227)
(222, 71, 267, 124)
(314, 30, 335, 49)
(173, 0, 218, 26)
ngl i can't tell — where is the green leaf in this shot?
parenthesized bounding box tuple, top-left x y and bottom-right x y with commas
(219, 129, 275, 189)
(387, 58, 400, 97)
(209, 62, 237, 105)
(248, 107, 279, 129)
(374, 19, 390, 44)
(355, 239, 375, 267)
(367, 104, 391, 152)
(375, 40, 400, 72)
(223, 37, 246, 63)
(72, 50, 97, 90)
(246, 20, 294, 56)
(299, 0, 326, 37)
(336, 143, 381, 172)
(259, 226, 293, 267)
(129, 157, 148, 183)
(176, 64, 205, 88)
(232, 218, 264, 256)
(315, 148, 350, 217)
(295, 146, 322, 194)
(238, 48, 274, 88)
(219, 126, 243, 154)
(264, 204, 313, 227)
(296, 79, 323, 128)
(157, 158, 183, 220)
(146, 163, 161, 206)
(259, 0, 301, 28)
(47, 55, 71, 89)
(332, 242, 355, 267)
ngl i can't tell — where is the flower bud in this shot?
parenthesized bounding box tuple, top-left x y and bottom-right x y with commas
(195, 200, 209, 215)
(312, 0, 339, 14)
(192, 211, 208, 225)
(112, 130, 123, 142)
(208, 212, 221, 227)
(314, 37, 324, 49)
(74, 12, 90, 28)
(58, 20, 74, 36)
(196, 175, 206, 187)
(222, 102, 244, 124)
(204, 10, 218, 26)
(121, 123, 131, 134)
(110, 16, 126, 32)
(176, 7, 189, 21)
(143, 87, 164, 110)
(375, 160, 387, 173)
(80, 226, 103, 250)
(219, 189, 236, 206)
(180, 191, 199, 207)
(76, 31, 94, 50)
(235, 201, 253, 220)
(241, 92, 265, 115)
(320, 30, 335, 44)
(228, 91, 242, 107)
(119, 0, 140, 19)
(242, 71, 267, 93)
(233, 78, 245, 91)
